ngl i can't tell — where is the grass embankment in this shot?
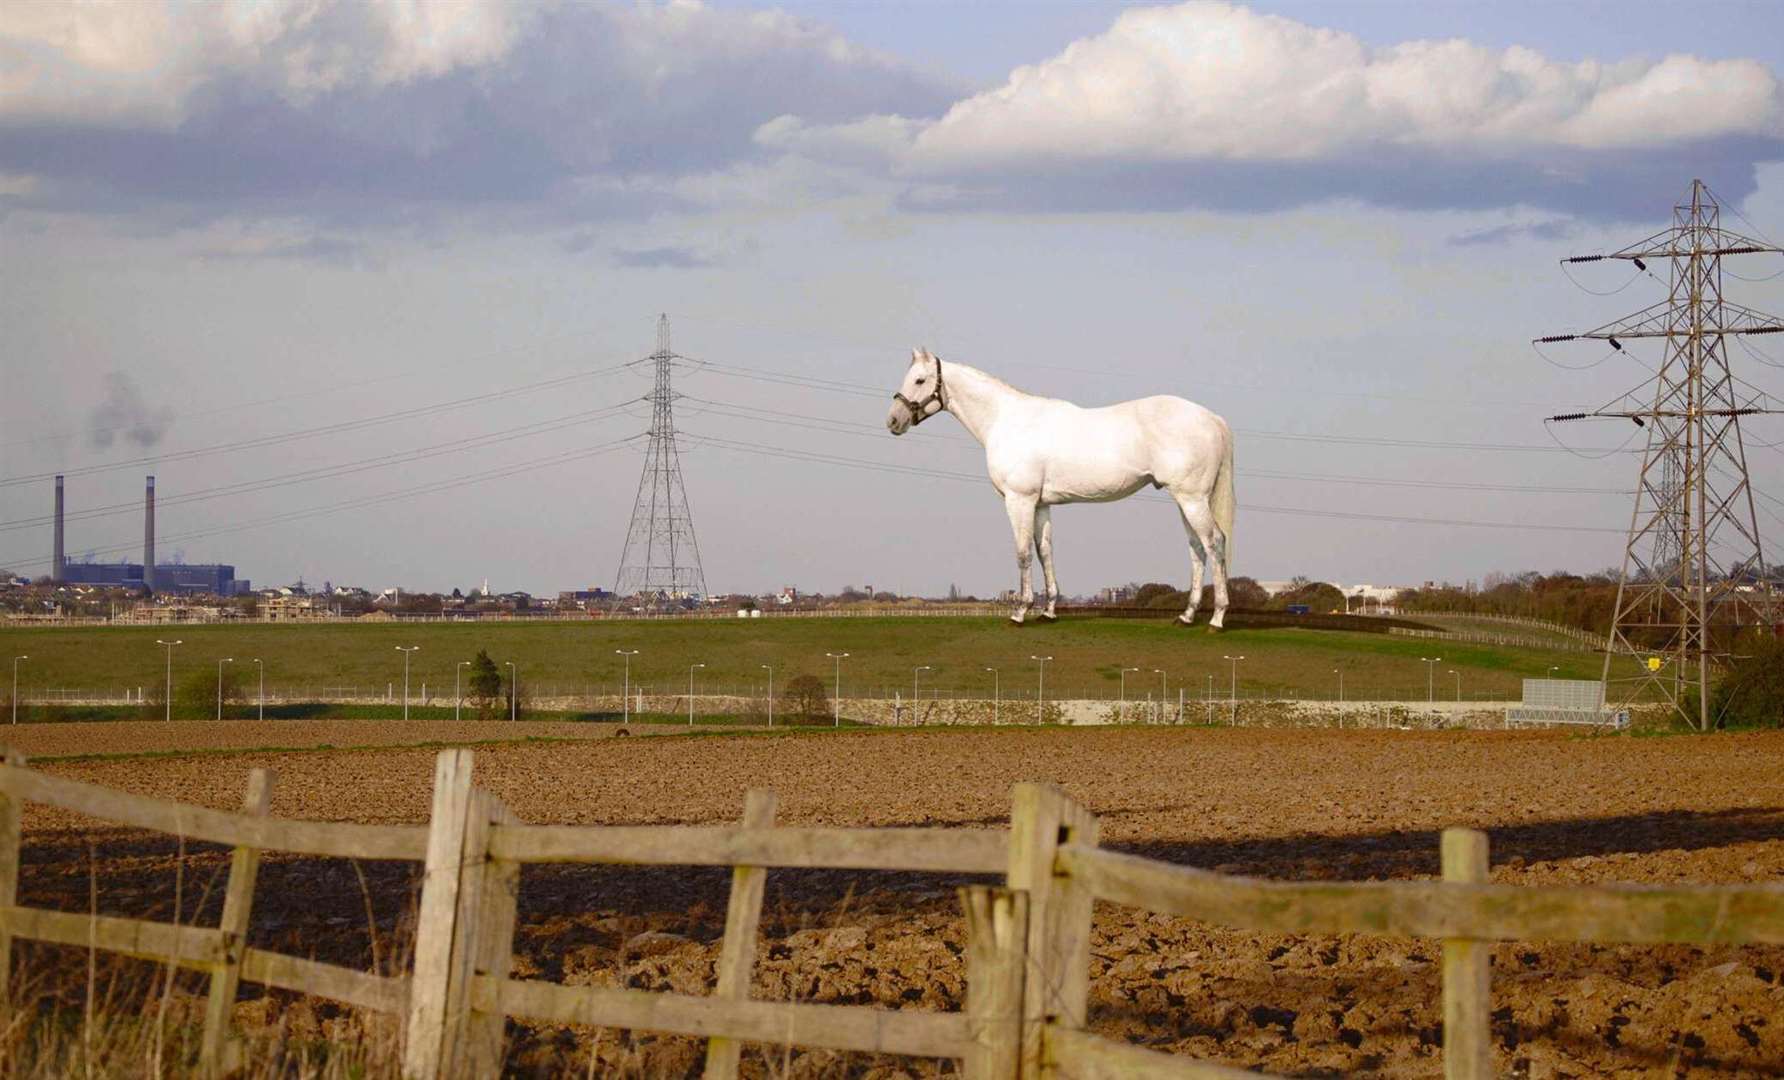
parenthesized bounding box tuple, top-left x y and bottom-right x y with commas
(1, 616, 1598, 704)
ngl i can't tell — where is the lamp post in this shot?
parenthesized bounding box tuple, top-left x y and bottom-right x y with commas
(1420, 656, 1443, 703)
(688, 662, 705, 726)
(985, 667, 999, 725)
(10, 656, 26, 725)
(1449, 669, 1461, 702)
(1153, 669, 1167, 724)
(761, 664, 774, 728)
(395, 646, 419, 721)
(1547, 665, 1559, 678)
(913, 665, 931, 705)
(505, 661, 517, 721)
(156, 640, 182, 722)
(616, 649, 638, 724)
(252, 658, 263, 722)
(825, 653, 849, 727)
(1030, 655, 1051, 725)
(1205, 672, 1214, 725)
(1119, 667, 1139, 720)
(454, 661, 468, 722)
(1223, 655, 1245, 724)
(1334, 668, 1344, 703)
(216, 657, 234, 721)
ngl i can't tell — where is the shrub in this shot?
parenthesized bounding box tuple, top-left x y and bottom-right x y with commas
(1710, 635, 1784, 729)
(780, 674, 830, 724)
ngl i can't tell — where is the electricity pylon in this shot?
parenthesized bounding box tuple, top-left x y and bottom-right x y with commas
(614, 314, 707, 602)
(1541, 180, 1784, 730)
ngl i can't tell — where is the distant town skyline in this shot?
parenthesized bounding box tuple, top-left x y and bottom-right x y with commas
(4, 1, 1783, 596)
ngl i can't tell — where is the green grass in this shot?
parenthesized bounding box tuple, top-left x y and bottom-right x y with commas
(0, 616, 1602, 703)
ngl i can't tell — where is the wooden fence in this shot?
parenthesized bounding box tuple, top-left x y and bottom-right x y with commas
(0, 748, 1778, 1079)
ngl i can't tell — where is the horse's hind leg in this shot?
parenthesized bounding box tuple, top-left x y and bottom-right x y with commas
(1174, 491, 1229, 630)
(1035, 504, 1059, 620)
(1177, 514, 1207, 627)
(1003, 492, 1038, 624)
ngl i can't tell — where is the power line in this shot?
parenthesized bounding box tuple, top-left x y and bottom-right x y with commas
(683, 433, 1627, 535)
(0, 401, 642, 533)
(0, 361, 635, 489)
(2, 436, 644, 572)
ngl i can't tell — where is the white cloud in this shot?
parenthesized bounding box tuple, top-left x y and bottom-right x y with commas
(0, 0, 537, 128)
(767, 2, 1782, 173)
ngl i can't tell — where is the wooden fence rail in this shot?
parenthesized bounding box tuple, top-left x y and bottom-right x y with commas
(0, 748, 1776, 1080)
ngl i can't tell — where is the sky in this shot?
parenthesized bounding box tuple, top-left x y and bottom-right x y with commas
(3, 0, 1784, 598)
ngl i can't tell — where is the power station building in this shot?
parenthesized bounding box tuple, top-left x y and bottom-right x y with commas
(50, 474, 250, 596)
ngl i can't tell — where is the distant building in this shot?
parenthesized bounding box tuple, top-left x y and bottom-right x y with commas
(61, 561, 249, 596)
(262, 595, 330, 622)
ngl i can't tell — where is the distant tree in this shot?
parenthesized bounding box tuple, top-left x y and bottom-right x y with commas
(1222, 576, 1269, 610)
(451, 588, 463, 599)
(872, 591, 898, 603)
(1132, 582, 1184, 609)
(947, 583, 962, 601)
(781, 674, 830, 724)
(468, 649, 502, 717)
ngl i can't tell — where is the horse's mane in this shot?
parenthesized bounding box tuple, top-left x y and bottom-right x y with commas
(947, 359, 1031, 400)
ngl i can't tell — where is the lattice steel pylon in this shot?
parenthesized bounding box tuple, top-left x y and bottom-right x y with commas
(1540, 180, 1784, 729)
(614, 314, 708, 601)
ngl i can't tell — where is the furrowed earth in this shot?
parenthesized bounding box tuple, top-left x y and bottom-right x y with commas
(9, 724, 1783, 1077)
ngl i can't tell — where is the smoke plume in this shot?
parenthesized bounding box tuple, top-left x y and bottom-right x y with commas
(88, 372, 173, 449)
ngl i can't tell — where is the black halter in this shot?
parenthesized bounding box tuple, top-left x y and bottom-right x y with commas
(892, 356, 945, 426)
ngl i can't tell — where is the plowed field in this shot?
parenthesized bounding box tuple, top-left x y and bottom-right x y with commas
(12, 724, 1784, 1077)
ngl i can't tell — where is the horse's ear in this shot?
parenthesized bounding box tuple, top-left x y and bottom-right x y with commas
(910, 348, 923, 366)
(919, 347, 936, 363)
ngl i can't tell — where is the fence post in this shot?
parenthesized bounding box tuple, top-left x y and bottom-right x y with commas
(702, 788, 777, 1080)
(0, 749, 27, 1012)
(464, 792, 519, 1079)
(1006, 782, 1099, 1079)
(1442, 828, 1492, 1080)
(961, 886, 1028, 1080)
(403, 749, 477, 1080)
(199, 767, 274, 1077)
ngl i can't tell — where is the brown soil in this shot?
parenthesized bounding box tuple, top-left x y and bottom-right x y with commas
(12, 726, 1784, 1077)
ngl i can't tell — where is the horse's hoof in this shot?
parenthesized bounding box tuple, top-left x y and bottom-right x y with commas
(1038, 611, 1058, 622)
(1009, 613, 1027, 625)
(1176, 613, 1196, 627)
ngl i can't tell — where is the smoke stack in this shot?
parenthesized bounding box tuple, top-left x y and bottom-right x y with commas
(143, 475, 156, 593)
(53, 475, 65, 581)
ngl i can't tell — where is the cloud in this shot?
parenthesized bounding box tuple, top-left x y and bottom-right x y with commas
(88, 372, 173, 449)
(0, 0, 958, 227)
(1449, 219, 1576, 246)
(767, 2, 1784, 217)
(611, 245, 718, 269)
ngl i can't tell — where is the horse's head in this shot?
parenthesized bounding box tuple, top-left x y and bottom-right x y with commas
(887, 347, 945, 435)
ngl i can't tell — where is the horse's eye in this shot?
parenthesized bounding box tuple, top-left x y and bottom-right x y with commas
(915, 378, 926, 385)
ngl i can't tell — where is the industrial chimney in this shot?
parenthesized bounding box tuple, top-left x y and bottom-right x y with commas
(52, 475, 65, 581)
(143, 475, 156, 593)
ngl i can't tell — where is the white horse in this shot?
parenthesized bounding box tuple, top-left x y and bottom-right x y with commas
(887, 348, 1235, 628)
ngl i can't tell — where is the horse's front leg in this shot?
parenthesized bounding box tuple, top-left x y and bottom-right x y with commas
(1179, 527, 1207, 627)
(1034, 504, 1059, 620)
(1003, 493, 1038, 624)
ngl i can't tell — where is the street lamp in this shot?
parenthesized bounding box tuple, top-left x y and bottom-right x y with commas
(616, 649, 639, 724)
(156, 640, 182, 722)
(1223, 655, 1245, 724)
(825, 653, 849, 727)
(1420, 657, 1443, 703)
(1119, 667, 1139, 720)
(1205, 672, 1215, 725)
(455, 661, 469, 722)
(1547, 665, 1560, 678)
(216, 657, 234, 721)
(10, 656, 26, 726)
(252, 658, 263, 722)
(985, 667, 999, 725)
(1449, 669, 1461, 702)
(913, 665, 932, 705)
(1333, 668, 1344, 704)
(688, 663, 706, 725)
(1030, 656, 1052, 724)
(395, 646, 419, 722)
(506, 661, 517, 721)
(760, 664, 774, 728)
(1153, 669, 1167, 724)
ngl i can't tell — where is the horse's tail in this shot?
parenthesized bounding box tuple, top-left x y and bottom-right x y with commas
(1213, 424, 1235, 571)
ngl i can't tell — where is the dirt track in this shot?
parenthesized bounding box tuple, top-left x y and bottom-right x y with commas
(14, 725, 1784, 1077)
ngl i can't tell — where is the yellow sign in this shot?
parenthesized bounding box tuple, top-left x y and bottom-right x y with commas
(1647, 657, 1663, 672)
